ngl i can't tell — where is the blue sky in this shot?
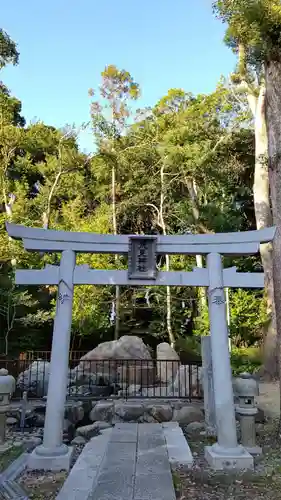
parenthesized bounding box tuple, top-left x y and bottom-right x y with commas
(1, 0, 236, 152)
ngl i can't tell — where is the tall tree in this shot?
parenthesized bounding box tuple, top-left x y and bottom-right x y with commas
(213, 0, 281, 379)
(0, 29, 19, 69)
(89, 64, 140, 340)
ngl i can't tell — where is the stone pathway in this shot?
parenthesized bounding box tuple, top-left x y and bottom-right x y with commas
(57, 422, 193, 500)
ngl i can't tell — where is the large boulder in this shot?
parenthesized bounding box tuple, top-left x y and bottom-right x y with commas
(117, 363, 155, 386)
(75, 336, 152, 382)
(81, 335, 152, 362)
(17, 360, 50, 397)
(157, 342, 180, 384)
(168, 365, 202, 398)
(173, 406, 204, 425)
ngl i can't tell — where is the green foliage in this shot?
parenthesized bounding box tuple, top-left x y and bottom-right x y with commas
(193, 289, 267, 348)
(0, 29, 19, 69)
(0, 31, 269, 357)
(228, 289, 267, 346)
(214, 0, 281, 62)
(231, 346, 262, 375)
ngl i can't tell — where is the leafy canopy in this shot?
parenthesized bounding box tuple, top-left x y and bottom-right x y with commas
(214, 0, 281, 62)
(0, 29, 19, 69)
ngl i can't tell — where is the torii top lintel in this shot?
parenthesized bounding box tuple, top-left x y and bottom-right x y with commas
(5, 223, 276, 256)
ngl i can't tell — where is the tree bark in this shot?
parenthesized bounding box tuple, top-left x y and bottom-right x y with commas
(265, 60, 281, 389)
(112, 164, 120, 340)
(159, 166, 175, 347)
(185, 178, 207, 309)
(253, 84, 277, 379)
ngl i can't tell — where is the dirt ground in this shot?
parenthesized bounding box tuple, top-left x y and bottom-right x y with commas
(18, 470, 67, 499)
(174, 422, 281, 499)
(174, 381, 281, 500)
(257, 381, 280, 418)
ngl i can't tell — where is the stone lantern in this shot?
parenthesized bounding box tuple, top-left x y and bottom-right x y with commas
(233, 372, 262, 455)
(0, 368, 16, 452)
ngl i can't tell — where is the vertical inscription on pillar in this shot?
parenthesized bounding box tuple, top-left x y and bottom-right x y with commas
(128, 236, 157, 280)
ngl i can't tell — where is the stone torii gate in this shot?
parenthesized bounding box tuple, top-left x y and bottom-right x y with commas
(6, 222, 275, 471)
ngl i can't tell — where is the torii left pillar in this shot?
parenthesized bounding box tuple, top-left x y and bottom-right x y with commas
(28, 250, 75, 471)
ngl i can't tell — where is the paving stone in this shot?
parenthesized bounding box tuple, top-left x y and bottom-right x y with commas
(57, 432, 112, 500)
(105, 442, 137, 464)
(110, 423, 138, 443)
(162, 422, 193, 467)
(134, 472, 176, 500)
(90, 479, 134, 500)
(64, 422, 178, 500)
(136, 450, 171, 475)
(137, 423, 165, 450)
(90, 439, 136, 500)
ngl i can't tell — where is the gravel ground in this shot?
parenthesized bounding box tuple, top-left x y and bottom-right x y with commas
(173, 419, 281, 500)
(17, 444, 84, 499)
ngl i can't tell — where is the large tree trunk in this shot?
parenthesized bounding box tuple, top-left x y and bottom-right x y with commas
(265, 60, 281, 390)
(253, 85, 277, 379)
(185, 178, 207, 309)
(159, 166, 175, 347)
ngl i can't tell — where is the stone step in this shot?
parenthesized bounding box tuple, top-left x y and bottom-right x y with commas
(57, 423, 185, 500)
(90, 423, 176, 500)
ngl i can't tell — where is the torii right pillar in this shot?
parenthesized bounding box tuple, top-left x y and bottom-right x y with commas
(205, 252, 254, 470)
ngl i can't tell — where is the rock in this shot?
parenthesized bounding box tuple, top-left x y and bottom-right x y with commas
(127, 384, 141, 396)
(168, 365, 202, 397)
(184, 421, 206, 434)
(114, 403, 144, 421)
(77, 336, 152, 379)
(157, 343, 180, 384)
(173, 405, 204, 425)
(63, 418, 73, 432)
(81, 335, 152, 361)
(150, 404, 173, 422)
(22, 412, 37, 428)
(68, 384, 113, 398)
(99, 427, 113, 436)
(68, 370, 112, 387)
(140, 386, 170, 398)
(141, 413, 157, 423)
(34, 413, 45, 427)
(71, 436, 87, 445)
(6, 417, 18, 425)
(13, 441, 24, 448)
(64, 403, 84, 424)
(89, 402, 114, 422)
(76, 421, 111, 440)
(68, 385, 92, 397)
(23, 436, 42, 447)
(117, 364, 155, 386)
(17, 360, 50, 397)
(89, 421, 111, 433)
(117, 384, 141, 397)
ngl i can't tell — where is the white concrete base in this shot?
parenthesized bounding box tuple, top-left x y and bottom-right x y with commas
(162, 422, 193, 468)
(205, 444, 254, 470)
(27, 446, 73, 471)
(246, 446, 262, 456)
